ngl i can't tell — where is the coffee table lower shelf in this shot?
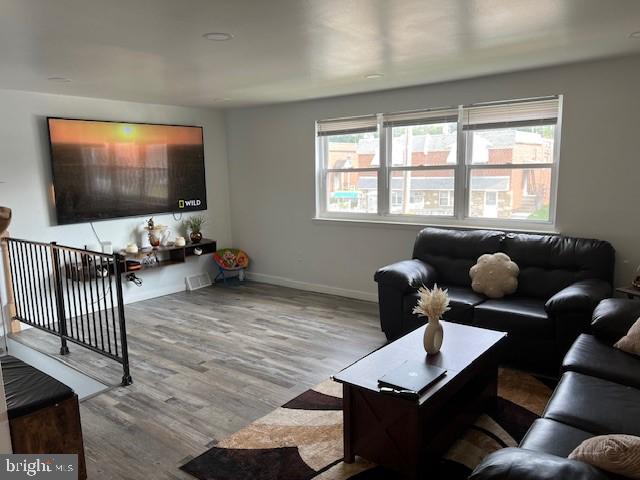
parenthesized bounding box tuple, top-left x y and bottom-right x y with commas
(343, 365, 498, 478)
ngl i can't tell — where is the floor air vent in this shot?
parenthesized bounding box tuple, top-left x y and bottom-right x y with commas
(186, 273, 212, 291)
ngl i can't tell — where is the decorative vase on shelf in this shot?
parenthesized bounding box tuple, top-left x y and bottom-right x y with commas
(144, 217, 168, 249)
(423, 316, 444, 354)
(413, 284, 450, 355)
(184, 214, 206, 245)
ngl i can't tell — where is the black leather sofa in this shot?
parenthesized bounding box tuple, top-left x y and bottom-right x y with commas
(374, 227, 614, 371)
(470, 298, 640, 480)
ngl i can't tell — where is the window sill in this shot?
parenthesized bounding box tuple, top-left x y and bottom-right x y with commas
(312, 216, 560, 234)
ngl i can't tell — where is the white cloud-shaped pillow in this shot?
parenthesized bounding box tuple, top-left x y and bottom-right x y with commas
(470, 253, 519, 299)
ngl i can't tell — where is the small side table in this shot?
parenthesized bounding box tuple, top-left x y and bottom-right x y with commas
(616, 286, 640, 300)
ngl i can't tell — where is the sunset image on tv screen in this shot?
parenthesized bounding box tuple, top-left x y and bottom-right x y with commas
(48, 118, 207, 224)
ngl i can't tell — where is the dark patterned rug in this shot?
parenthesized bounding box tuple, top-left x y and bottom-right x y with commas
(181, 368, 553, 480)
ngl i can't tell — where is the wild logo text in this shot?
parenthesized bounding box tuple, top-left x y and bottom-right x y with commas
(179, 199, 202, 208)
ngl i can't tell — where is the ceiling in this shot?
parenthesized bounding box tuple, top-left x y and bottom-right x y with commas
(1, 0, 640, 108)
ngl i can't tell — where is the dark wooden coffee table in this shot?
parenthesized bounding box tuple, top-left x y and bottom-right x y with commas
(333, 321, 507, 478)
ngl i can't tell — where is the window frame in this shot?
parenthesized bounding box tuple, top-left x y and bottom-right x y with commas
(390, 190, 403, 208)
(439, 191, 454, 208)
(316, 120, 382, 219)
(385, 113, 459, 220)
(315, 96, 562, 231)
(461, 114, 561, 227)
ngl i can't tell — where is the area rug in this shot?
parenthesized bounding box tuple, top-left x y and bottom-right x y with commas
(180, 368, 554, 480)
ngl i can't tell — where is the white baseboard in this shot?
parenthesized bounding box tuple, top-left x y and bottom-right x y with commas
(123, 282, 188, 305)
(246, 272, 378, 303)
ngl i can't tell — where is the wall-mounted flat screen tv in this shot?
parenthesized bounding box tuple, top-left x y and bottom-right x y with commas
(47, 117, 207, 225)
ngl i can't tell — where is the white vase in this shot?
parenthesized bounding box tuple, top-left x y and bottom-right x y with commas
(423, 316, 444, 354)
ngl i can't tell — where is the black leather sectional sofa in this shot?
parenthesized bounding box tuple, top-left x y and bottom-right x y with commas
(374, 227, 614, 371)
(470, 298, 640, 480)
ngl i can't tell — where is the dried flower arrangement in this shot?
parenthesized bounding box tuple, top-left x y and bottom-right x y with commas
(412, 284, 451, 320)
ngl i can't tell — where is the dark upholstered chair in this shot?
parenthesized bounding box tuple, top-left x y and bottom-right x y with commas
(374, 227, 615, 372)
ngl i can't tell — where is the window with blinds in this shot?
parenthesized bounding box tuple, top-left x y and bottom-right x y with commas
(316, 115, 380, 215)
(463, 97, 560, 222)
(383, 108, 459, 216)
(315, 95, 562, 227)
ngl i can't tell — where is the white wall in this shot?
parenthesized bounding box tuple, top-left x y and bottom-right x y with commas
(226, 54, 640, 301)
(0, 89, 231, 305)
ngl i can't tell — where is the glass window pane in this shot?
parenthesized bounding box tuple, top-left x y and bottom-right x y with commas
(326, 172, 377, 213)
(326, 131, 379, 169)
(389, 170, 455, 216)
(468, 167, 552, 221)
(467, 125, 555, 165)
(391, 122, 458, 167)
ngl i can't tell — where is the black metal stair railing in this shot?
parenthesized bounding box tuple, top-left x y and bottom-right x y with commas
(2, 238, 132, 386)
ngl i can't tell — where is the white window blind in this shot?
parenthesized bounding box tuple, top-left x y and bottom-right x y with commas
(463, 97, 559, 130)
(382, 108, 458, 127)
(316, 115, 378, 136)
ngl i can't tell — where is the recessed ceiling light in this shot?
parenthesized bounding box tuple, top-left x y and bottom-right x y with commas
(365, 73, 384, 80)
(212, 97, 232, 103)
(630, 31, 640, 39)
(47, 76, 72, 83)
(203, 32, 234, 41)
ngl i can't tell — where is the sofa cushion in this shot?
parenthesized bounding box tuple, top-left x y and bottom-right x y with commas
(521, 418, 595, 458)
(469, 448, 612, 480)
(473, 296, 553, 338)
(412, 227, 503, 287)
(544, 372, 640, 436)
(502, 233, 614, 299)
(470, 253, 519, 299)
(563, 334, 640, 390)
(403, 285, 485, 325)
(614, 317, 640, 356)
(569, 434, 640, 480)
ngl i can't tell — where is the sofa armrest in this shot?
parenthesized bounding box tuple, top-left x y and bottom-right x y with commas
(591, 298, 640, 344)
(545, 279, 612, 316)
(374, 259, 437, 294)
(470, 448, 611, 480)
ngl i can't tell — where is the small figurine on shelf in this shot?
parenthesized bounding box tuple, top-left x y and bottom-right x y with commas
(145, 217, 168, 249)
(184, 215, 206, 244)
